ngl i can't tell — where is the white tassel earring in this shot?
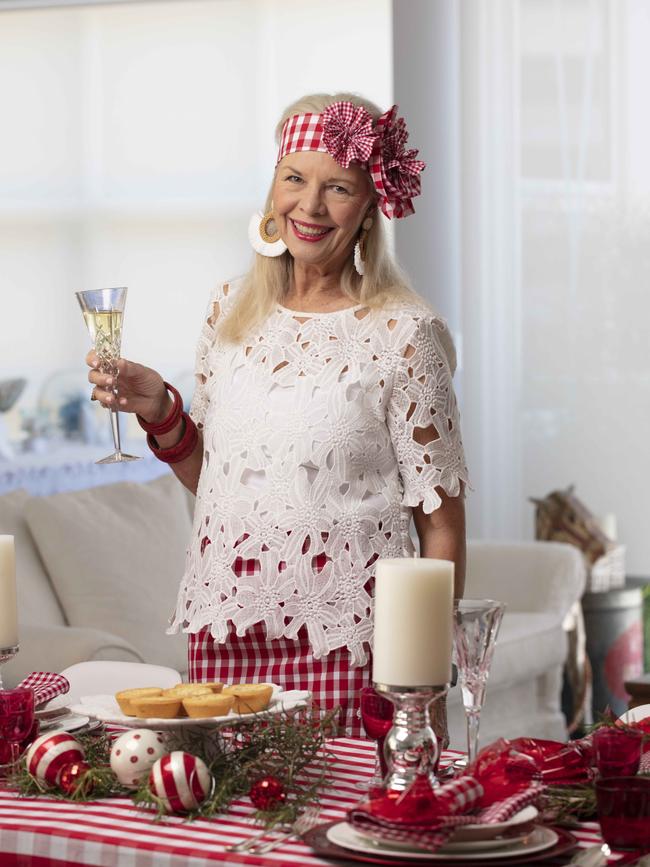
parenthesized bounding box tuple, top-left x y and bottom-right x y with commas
(248, 210, 287, 257)
(354, 215, 374, 276)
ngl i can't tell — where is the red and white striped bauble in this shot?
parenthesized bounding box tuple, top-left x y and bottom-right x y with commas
(148, 751, 212, 814)
(25, 733, 85, 787)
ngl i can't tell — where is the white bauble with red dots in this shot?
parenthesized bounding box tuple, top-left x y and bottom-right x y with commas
(148, 751, 212, 814)
(25, 733, 85, 787)
(109, 729, 167, 788)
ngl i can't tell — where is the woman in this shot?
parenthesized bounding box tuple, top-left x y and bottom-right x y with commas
(87, 92, 469, 734)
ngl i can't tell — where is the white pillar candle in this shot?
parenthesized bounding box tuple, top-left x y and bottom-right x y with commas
(0, 535, 18, 649)
(373, 558, 454, 687)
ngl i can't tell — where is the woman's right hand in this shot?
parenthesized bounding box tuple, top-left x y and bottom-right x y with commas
(86, 352, 173, 426)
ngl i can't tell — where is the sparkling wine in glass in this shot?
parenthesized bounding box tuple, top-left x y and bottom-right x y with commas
(75, 287, 140, 464)
(359, 686, 394, 790)
(453, 598, 505, 765)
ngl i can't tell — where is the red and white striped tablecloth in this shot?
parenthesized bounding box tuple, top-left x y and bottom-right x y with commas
(0, 739, 632, 867)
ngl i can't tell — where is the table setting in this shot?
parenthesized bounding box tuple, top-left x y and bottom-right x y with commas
(2, 539, 650, 866)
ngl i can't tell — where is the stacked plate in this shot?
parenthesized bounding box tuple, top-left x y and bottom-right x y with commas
(303, 808, 578, 865)
(35, 696, 99, 735)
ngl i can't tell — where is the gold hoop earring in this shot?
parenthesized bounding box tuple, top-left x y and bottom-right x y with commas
(259, 211, 281, 243)
(248, 209, 287, 257)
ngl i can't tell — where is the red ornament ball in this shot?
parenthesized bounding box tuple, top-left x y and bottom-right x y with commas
(148, 751, 212, 814)
(24, 733, 85, 787)
(58, 761, 92, 796)
(249, 776, 286, 810)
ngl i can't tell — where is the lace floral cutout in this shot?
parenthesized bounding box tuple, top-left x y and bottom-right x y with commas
(170, 279, 469, 665)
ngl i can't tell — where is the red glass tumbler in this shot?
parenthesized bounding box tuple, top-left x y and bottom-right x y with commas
(0, 687, 35, 774)
(596, 776, 650, 850)
(359, 687, 394, 789)
(593, 726, 643, 778)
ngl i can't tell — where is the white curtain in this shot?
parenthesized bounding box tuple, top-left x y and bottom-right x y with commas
(456, 0, 649, 574)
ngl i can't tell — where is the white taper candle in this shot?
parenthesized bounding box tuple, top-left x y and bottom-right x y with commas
(0, 535, 18, 649)
(373, 557, 453, 686)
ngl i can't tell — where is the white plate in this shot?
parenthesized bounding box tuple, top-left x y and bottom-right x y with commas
(619, 703, 650, 724)
(70, 684, 310, 730)
(448, 806, 538, 843)
(439, 832, 530, 853)
(35, 695, 70, 717)
(35, 706, 71, 722)
(40, 713, 90, 734)
(327, 822, 558, 862)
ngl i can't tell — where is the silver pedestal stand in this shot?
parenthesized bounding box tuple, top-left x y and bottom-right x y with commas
(374, 682, 449, 792)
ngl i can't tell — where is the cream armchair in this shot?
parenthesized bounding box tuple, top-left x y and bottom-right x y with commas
(446, 541, 586, 750)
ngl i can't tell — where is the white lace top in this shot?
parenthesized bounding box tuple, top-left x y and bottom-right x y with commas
(168, 278, 469, 666)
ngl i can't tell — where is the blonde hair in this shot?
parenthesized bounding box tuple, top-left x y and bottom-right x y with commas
(218, 92, 421, 343)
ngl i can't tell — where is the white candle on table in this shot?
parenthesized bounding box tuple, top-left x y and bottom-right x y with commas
(373, 557, 453, 687)
(0, 535, 18, 649)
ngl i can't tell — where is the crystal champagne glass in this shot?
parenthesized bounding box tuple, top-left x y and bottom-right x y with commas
(453, 598, 505, 764)
(75, 287, 140, 464)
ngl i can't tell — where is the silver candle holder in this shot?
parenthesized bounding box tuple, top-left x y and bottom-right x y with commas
(374, 681, 449, 792)
(0, 644, 19, 690)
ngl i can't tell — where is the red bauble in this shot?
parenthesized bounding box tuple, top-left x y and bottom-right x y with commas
(25, 732, 85, 787)
(148, 751, 212, 814)
(249, 776, 286, 810)
(58, 761, 92, 796)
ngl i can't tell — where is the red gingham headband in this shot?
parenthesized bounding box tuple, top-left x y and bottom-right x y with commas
(276, 101, 426, 219)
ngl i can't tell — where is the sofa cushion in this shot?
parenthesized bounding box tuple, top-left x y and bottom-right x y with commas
(0, 488, 66, 627)
(24, 474, 191, 672)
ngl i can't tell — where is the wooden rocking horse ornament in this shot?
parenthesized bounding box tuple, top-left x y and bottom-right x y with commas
(530, 485, 615, 734)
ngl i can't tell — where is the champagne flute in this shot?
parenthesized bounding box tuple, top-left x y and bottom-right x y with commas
(453, 598, 505, 765)
(75, 287, 140, 464)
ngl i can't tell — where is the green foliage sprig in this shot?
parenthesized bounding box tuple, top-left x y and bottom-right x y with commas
(540, 784, 597, 826)
(10, 731, 129, 801)
(11, 707, 339, 828)
(134, 706, 338, 826)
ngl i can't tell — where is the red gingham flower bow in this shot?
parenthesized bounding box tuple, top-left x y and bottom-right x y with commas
(369, 104, 426, 219)
(321, 102, 377, 169)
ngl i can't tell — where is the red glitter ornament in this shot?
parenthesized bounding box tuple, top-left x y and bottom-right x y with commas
(249, 776, 286, 810)
(58, 761, 92, 796)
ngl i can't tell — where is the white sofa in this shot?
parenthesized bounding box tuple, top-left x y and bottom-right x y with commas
(1, 475, 585, 749)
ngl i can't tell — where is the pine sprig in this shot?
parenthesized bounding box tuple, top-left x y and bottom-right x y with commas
(10, 731, 130, 800)
(11, 706, 340, 829)
(136, 706, 339, 826)
(540, 784, 597, 825)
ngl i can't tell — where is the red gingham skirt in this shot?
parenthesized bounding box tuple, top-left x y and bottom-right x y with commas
(188, 624, 371, 736)
(187, 551, 372, 735)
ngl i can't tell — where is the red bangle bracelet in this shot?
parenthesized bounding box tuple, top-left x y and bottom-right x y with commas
(137, 382, 183, 436)
(147, 412, 199, 464)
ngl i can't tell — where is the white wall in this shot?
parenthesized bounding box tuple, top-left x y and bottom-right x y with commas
(0, 0, 392, 431)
